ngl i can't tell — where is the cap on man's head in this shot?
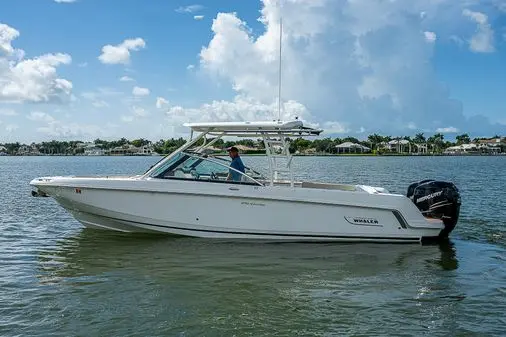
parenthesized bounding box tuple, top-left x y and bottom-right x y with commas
(226, 146, 239, 152)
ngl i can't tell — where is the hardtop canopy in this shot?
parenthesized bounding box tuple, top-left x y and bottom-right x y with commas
(183, 120, 322, 137)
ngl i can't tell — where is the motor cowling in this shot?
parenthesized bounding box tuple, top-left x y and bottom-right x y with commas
(407, 180, 461, 238)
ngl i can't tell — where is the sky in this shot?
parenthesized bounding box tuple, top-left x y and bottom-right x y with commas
(1, 0, 506, 143)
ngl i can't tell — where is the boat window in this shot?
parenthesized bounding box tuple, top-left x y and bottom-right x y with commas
(206, 155, 266, 180)
(149, 152, 190, 178)
(152, 152, 263, 185)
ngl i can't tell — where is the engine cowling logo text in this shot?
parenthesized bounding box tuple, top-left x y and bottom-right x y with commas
(416, 190, 442, 203)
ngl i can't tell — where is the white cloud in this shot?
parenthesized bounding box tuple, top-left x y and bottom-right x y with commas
(92, 100, 109, 108)
(436, 126, 459, 133)
(187, 64, 195, 70)
(120, 105, 150, 123)
(5, 124, 18, 132)
(37, 121, 104, 139)
(449, 35, 465, 47)
(156, 97, 169, 109)
(121, 115, 134, 123)
(0, 23, 73, 103)
(81, 87, 122, 108)
(163, 95, 313, 136)
(322, 121, 349, 134)
(176, 5, 204, 13)
(0, 108, 17, 116)
(27, 111, 55, 122)
(54, 0, 77, 3)
(98, 38, 146, 65)
(194, 15, 205, 21)
(193, 0, 501, 135)
(132, 106, 148, 117)
(119, 76, 134, 82)
(0, 23, 19, 55)
(424, 31, 437, 43)
(78, 62, 87, 67)
(132, 86, 150, 96)
(462, 9, 494, 53)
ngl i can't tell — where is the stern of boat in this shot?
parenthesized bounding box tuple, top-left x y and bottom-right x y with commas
(407, 180, 461, 239)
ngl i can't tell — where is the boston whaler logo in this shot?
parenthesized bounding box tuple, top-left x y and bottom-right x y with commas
(416, 190, 442, 204)
(344, 216, 383, 227)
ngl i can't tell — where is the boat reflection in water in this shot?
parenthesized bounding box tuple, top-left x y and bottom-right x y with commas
(34, 233, 469, 335)
(37, 231, 459, 284)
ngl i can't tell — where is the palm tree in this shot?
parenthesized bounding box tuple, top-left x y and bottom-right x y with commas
(367, 133, 383, 152)
(456, 133, 470, 145)
(428, 133, 444, 153)
(414, 133, 426, 144)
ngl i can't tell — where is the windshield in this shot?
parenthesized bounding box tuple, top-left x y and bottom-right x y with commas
(150, 152, 265, 185)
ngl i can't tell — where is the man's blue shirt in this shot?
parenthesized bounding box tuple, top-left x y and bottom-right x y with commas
(229, 156, 245, 181)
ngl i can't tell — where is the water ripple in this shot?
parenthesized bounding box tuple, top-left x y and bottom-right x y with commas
(1, 156, 505, 336)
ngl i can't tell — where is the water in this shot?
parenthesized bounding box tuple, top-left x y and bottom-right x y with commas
(1, 155, 505, 336)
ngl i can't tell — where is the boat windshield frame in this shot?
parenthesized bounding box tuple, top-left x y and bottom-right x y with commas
(141, 120, 322, 186)
(148, 150, 266, 186)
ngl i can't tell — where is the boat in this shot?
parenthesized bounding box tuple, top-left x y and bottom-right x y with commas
(29, 12, 461, 243)
(29, 119, 461, 243)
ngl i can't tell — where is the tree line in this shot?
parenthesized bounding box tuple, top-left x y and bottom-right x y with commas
(0, 133, 502, 155)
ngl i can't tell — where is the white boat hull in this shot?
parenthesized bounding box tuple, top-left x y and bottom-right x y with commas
(30, 176, 446, 243)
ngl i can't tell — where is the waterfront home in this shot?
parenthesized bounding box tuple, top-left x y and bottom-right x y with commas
(107, 143, 157, 156)
(386, 139, 411, 153)
(108, 144, 140, 156)
(413, 143, 428, 154)
(84, 147, 105, 156)
(444, 144, 478, 154)
(136, 144, 155, 156)
(0, 145, 7, 155)
(475, 138, 505, 153)
(17, 144, 40, 156)
(335, 142, 371, 153)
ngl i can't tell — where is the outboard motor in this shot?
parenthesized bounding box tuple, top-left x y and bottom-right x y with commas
(407, 180, 461, 238)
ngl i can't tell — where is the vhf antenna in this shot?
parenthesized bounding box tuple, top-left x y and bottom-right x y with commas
(277, 6, 283, 121)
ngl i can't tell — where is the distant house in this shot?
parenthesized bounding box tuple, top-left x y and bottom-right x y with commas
(108, 144, 139, 156)
(477, 138, 503, 146)
(84, 147, 105, 156)
(234, 145, 257, 152)
(201, 146, 221, 154)
(385, 139, 411, 153)
(17, 144, 40, 156)
(335, 142, 371, 153)
(136, 144, 155, 156)
(475, 138, 504, 153)
(413, 143, 428, 154)
(0, 145, 7, 155)
(444, 144, 478, 154)
(77, 142, 95, 149)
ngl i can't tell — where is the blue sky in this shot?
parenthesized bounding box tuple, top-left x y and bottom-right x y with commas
(0, 0, 505, 143)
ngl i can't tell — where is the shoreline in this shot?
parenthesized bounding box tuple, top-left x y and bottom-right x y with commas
(1, 153, 505, 157)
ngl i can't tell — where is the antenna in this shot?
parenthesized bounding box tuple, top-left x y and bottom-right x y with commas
(277, 9, 283, 121)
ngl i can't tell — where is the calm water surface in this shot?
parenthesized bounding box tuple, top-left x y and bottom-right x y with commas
(1, 156, 505, 336)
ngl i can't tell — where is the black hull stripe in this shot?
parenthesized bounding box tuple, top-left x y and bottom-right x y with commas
(78, 211, 422, 241)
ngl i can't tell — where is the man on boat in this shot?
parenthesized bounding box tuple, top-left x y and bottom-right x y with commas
(226, 146, 245, 181)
